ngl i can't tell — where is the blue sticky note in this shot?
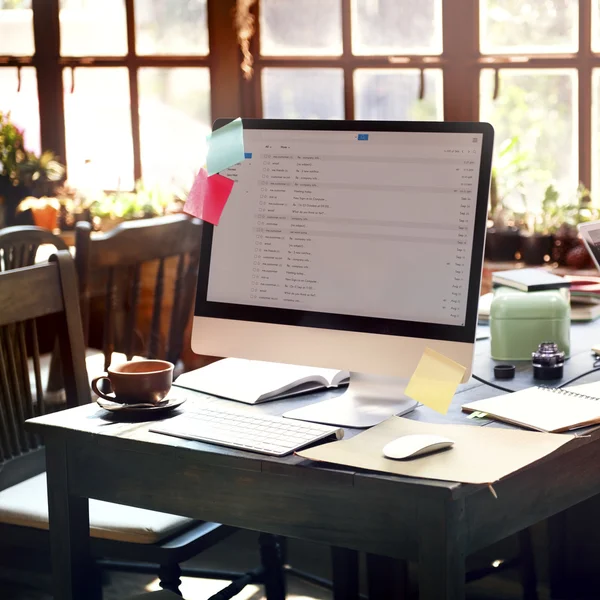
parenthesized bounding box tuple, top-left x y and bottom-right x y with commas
(357, 133, 369, 141)
(206, 118, 245, 175)
(245, 152, 253, 159)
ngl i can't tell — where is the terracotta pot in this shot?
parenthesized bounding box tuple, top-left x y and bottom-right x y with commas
(31, 204, 59, 231)
(98, 217, 125, 232)
(520, 234, 554, 265)
(485, 227, 522, 261)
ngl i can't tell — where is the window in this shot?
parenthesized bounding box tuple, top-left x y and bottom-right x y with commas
(0, 0, 34, 56)
(258, 0, 444, 121)
(0, 67, 40, 155)
(0, 0, 216, 193)
(0, 0, 597, 199)
(251, 0, 588, 209)
(56, 0, 211, 191)
(479, 0, 581, 212)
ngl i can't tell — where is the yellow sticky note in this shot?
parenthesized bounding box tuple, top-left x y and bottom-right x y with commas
(404, 348, 466, 414)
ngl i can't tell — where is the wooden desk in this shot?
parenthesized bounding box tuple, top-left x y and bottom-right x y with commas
(28, 323, 600, 600)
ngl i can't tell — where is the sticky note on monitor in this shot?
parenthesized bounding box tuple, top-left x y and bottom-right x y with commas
(206, 117, 245, 176)
(183, 168, 234, 226)
(404, 348, 466, 415)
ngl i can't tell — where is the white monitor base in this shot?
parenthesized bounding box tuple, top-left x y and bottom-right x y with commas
(283, 372, 418, 428)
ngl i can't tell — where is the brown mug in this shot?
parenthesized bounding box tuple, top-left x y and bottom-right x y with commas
(91, 359, 174, 405)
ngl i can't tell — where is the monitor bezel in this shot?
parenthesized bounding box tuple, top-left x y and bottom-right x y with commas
(194, 119, 493, 344)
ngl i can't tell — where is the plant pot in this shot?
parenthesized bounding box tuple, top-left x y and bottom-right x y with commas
(485, 227, 522, 262)
(97, 216, 125, 232)
(552, 234, 579, 266)
(30, 204, 59, 231)
(520, 234, 554, 265)
(0, 179, 30, 227)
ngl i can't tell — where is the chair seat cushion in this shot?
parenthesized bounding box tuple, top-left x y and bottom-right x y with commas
(0, 473, 193, 545)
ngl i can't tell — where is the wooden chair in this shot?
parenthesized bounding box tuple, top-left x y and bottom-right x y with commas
(0, 225, 112, 402)
(74, 215, 203, 374)
(0, 251, 245, 595)
(0, 225, 69, 269)
(0, 226, 73, 399)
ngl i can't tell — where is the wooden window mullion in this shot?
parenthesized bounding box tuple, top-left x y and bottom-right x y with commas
(207, 0, 244, 119)
(341, 0, 354, 120)
(125, 0, 142, 183)
(442, 0, 479, 122)
(32, 0, 66, 162)
(579, 0, 593, 190)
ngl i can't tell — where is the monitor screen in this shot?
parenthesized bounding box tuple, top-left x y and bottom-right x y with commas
(196, 120, 492, 344)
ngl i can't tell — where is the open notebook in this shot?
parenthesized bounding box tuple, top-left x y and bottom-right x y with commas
(173, 358, 349, 405)
(462, 383, 600, 432)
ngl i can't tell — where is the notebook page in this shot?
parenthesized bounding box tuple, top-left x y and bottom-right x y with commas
(174, 358, 342, 402)
(463, 387, 600, 432)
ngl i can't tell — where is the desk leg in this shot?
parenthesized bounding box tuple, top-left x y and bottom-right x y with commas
(548, 512, 569, 599)
(259, 533, 286, 600)
(331, 547, 359, 600)
(366, 553, 409, 599)
(46, 438, 99, 600)
(417, 498, 466, 600)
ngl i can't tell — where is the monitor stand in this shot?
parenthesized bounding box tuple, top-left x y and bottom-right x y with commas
(282, 372, 419, 428)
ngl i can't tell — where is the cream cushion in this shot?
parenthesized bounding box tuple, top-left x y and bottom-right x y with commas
(0, 473, 193, 544)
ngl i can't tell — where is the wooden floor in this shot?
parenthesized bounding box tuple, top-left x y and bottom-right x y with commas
(1, 528, 598, 599)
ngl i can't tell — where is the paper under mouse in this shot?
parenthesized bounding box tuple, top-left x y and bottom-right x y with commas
(382, 434, 455, 460)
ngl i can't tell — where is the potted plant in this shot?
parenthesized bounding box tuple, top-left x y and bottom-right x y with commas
(0, 111, 29, 227)
(89, 181, 178, 231)
(0, 111, 65, 227)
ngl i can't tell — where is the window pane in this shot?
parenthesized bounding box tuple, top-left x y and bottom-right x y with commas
(135, 0, 208, 56)
(260, 0, 342, 56)
(480, 69, 577, 213)
(593, 1, 600, 52)
(0, 67, 39, 155)
(352, 0, 441, 56)
(138, 68, 211, 191)
(60, 0, 127, 56)
(262, 68, 344, 119)
(354, 69, 443, 120)
(63, 68, 133, 190)
(591, 69, 600, 195)
(0, 0, 34, 56)
(480, 0, 578, 54)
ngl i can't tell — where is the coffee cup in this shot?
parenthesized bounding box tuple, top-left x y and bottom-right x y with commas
(91, 359, 174, 405)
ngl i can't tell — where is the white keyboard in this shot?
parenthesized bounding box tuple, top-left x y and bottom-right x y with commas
(150, 406, 344, 457)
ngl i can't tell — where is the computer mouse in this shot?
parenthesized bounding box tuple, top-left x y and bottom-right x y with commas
(382, 434, 455, 460)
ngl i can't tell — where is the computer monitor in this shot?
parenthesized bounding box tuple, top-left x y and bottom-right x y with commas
(192, 119, 494, 427)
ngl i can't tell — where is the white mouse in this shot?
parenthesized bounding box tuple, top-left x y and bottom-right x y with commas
(382, 434, 455, 460)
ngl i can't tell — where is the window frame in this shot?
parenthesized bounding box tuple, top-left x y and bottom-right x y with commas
(1, 0, 241, 187)
(247, 0, 594, 190)
(0, 0, 596, 192)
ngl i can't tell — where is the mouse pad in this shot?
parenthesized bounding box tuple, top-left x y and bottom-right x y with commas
(297, 416, 574, 485)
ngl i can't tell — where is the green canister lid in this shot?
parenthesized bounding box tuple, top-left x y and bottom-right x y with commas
(490, 287, 570, 321)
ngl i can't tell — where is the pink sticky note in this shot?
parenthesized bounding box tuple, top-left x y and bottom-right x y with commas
(183, 168, 234, 225)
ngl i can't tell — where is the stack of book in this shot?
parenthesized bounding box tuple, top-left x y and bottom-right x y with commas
(564, 275, 600, 321)
(478, 268, 600, 322)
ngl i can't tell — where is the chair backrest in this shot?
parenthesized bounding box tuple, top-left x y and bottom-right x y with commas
(0, 226, 68, 271)
(0, 251, 90, 491)
(74, 214, 203, 371)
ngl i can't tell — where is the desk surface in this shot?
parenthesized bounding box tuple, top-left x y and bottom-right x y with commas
(29, 321, 600, 495)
